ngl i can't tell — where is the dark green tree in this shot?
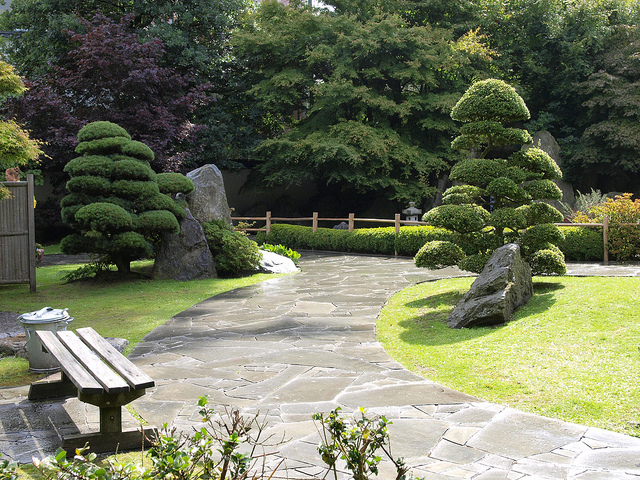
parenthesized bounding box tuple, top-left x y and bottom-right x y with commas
(415, 79, 566, 275)
(567, 24, 640, 193)
(0, 0, 249, 80)
(60, 121, 194, 273)
(234, 0, 487, 204)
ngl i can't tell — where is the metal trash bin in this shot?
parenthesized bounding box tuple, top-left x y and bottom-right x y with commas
(17, 307, 74, 373)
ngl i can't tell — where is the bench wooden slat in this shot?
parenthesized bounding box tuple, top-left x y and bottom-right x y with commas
(56, 331, 130, 394)
(76, 327, 154, 389)
(36, 331, 104, 394)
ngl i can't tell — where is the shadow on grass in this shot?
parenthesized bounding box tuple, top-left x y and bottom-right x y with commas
(396, 279, 564, 346)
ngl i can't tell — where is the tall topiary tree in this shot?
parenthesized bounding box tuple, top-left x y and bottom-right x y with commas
(60, 121, 194, 273)
(415, 79, 566, 275)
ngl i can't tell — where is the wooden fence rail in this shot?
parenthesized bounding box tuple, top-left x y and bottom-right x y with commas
(231, 212, 626, 262)
(1, 174, 36, 292)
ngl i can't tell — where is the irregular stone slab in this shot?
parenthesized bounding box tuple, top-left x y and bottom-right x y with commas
(466, 409, 586, 458)
(259, 250, 299, 274)
(448, 243, 533, 328)
(574, 448, 640, 474)
(184, 164, 232, 224)
(291, 301, 336, 315)
(153, 209, 217, 281)
(337, 383, 478, 408)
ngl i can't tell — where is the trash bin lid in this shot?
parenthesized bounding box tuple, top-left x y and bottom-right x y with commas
(18, 307, 71, 324)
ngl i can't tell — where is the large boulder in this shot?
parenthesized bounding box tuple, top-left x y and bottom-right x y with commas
(185, 164, 232, 224)
(153, 209, 217, 281)
(448, 243, 533, 328)
(258, 250, 299, 274)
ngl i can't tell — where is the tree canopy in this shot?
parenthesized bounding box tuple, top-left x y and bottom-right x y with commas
(416, 79, 566, 275)
(4, 14, 208, 172)
(233, 0, 488, 204)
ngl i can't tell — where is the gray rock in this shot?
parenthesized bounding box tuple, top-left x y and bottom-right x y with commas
(153, 209, 217, 281)
(259, 251, 299, 274)
(0, 335, 27, 358)
(184, 164, 232, 224)
(448, 243, 533, 328)
(106, 337, 129, 353)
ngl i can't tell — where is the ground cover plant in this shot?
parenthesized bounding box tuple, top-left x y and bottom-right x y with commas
(0, 261, 282, 387)
(377, 276, 640, 436)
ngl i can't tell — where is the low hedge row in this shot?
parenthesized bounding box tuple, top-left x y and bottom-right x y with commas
(256, 224, 605, 261)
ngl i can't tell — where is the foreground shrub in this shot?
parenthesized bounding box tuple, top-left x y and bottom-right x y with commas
(32, 398, 422, 480)
(202, 220, 261, 276)
(313, 407, 409, 480)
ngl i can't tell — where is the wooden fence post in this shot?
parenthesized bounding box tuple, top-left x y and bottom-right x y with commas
(312, 212, 318, 232)
(348, 213, 355, 232)
(27, 174, 36, 293)
(266, 211, 271, 235)
(394, 213, 401, 256)
(603, 215, 609, 263)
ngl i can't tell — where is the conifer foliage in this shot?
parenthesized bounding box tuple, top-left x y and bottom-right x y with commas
(60, 121, 194, 272)
(415, 79, 566, 275)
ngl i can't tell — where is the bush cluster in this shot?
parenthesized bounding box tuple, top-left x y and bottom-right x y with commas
(202, 220, 261, 277)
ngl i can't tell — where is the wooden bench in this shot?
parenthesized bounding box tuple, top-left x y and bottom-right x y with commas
(28, 327, 157, 453)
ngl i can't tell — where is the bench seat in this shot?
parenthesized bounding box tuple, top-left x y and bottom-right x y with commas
(28, 327, 156, 453)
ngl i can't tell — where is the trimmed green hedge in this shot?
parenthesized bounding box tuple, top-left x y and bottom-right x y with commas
(256, 223, 605, 261)
(560, 226, 604, 261)
(257, 224, 458, 257)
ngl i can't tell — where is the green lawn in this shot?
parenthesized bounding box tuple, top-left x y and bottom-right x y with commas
(377, 276, 640, 436)
(1, 261, 286, 387)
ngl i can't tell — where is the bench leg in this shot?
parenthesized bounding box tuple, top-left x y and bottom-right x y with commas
(100, 405, 122, 434)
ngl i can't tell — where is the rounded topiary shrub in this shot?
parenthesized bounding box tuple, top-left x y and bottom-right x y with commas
(458, 252, 491, 273)
(157, 172, 195, 195)
(414, 241, 465, 269)
(529, 245, 566, 276)
(423, 204, 488, 234)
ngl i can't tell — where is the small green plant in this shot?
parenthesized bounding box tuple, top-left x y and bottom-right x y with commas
(33, 396, 283, 480)
(34, 446, 143, 480)
(0, 458, 18, 480)
(62, 258, 113, 282)
(313, 407, 410, 480)
(260, 243, 301, 265)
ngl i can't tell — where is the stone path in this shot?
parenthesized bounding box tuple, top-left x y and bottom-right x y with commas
(2, 252, 640, 479)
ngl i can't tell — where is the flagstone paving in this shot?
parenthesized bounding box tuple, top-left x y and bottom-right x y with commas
(2, 252, 640, 479)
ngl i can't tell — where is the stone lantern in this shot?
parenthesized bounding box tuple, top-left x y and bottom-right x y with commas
(402, 202, 422, 222)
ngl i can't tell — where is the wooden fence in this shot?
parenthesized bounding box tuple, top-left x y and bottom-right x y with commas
(0, 174, 36, 292)
(232, 211, 618, 262)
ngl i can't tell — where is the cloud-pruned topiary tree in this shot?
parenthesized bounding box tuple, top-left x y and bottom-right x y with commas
(415, 79, 566, 276)
(60, 121, 194, 273)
